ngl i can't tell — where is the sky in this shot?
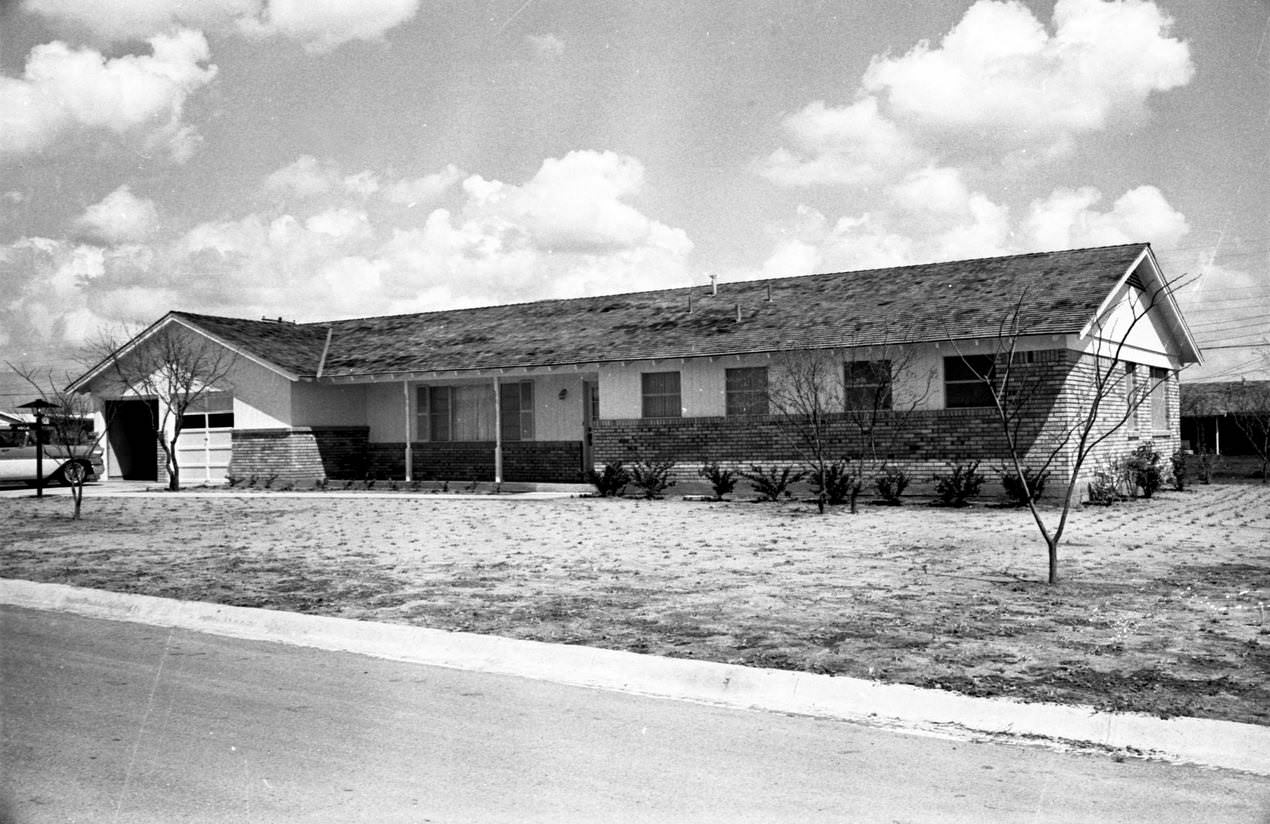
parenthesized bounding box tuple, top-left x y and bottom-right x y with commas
(1, 0, 1267, 406)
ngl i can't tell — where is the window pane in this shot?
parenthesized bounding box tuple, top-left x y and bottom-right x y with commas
(844, 360, 892, 411)
(499, 381, 533, 442)
(206, 412, 234, 428)
(180, 413, 205, 429)
(944, 356, 996, 408)
(452, 384, 494, 441)
(429, 387, 451, 442)
(726, 367, 768, 416)
(944, 355, 994, 382)
(520, 381, 534, 440)
(641, 372, 681, 418)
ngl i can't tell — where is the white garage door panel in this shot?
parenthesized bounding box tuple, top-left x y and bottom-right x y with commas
(177, 428, 232, 484)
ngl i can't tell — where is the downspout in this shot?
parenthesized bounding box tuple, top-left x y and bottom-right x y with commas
(403, 380, 412, 482)
(493, 378, 503, 484)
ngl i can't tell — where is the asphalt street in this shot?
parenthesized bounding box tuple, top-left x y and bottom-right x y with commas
(1, 605, 1265, 823)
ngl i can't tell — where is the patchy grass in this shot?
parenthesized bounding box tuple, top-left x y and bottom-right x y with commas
(2, 485, 1267, 725)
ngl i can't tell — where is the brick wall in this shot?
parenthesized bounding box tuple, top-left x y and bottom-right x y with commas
(229, 427, 369, 483)
(589, 350, 1181, 497)
(365, 440, 584, 482)
(594, 352, 1069, 478)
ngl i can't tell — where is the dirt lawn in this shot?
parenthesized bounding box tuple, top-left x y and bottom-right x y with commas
(2, 484, 1267, 726)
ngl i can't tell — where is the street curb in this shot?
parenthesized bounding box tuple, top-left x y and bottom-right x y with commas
(4, 578, 1266, 775)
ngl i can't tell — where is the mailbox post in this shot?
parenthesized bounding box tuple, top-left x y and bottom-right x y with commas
(17, 399, 60, 499)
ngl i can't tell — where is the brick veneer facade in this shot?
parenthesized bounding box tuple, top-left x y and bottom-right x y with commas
(222, 351, 1179, 493)
(590, 350, 1181, 496)
(229, 427, 370, 483)
(365, 441, 584, 483)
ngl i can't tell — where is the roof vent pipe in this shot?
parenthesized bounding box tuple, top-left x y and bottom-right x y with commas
(709, 273, 718, 296)
(735, 303, 742, 322)
(766, 283, 772, 302)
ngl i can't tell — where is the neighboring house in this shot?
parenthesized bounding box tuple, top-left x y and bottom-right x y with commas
(1181, 380, 1270, 455)
(70, 243, 1200, 489)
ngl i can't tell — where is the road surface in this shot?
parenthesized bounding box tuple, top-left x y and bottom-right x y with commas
(1, 605, 1265, 823)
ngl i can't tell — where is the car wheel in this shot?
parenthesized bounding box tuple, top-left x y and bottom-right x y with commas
(56, 461, 89, 486)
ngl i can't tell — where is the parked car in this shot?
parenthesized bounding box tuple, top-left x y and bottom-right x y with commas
(0, 417, 104, 486)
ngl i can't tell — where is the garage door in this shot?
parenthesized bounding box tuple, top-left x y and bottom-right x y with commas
(177, 392, 234, 484)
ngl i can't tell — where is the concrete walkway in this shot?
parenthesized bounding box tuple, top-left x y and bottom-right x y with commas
(0, 478, 593, 500)
(2, 578, 1265, 777)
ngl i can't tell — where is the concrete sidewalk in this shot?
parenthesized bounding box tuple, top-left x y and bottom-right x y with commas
(2, 577, 1266, 776)
(0, 479, 592, 500)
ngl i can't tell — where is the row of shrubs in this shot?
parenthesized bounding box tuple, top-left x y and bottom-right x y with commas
(587, 458, 1053, 508)
(1086, 443, 1190, 505)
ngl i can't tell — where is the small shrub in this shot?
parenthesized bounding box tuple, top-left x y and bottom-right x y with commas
(1195, 450, 1216, 484)
(873, 463, 910, 505)
(1087, 461, 1122, 505)
(630, 460, 676, 499)
(809, 460, 862, 508)
(741, 464, 805, 502)
(933, 460, 984, 507)
(587, 461, 630, 497)
(1128, 442, 1163, 499)
(1169, 450, 1187, 492)
(1001, 466, 1050, 506)
(697, 461, 737, 501)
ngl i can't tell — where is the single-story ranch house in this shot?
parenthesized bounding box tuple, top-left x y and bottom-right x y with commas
(70, 243, 1200, 489)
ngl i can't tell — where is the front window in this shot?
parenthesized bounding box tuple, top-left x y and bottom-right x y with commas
(1125, 363, 1139, 432)
(725, 367, 768, 416)
(419, 384, 496, 442)
(641, 371, 682, 418)
(844, 360, 892, 411)
(499, 380, 534, 442)
(1149, 366, 1169, 430)
(944, 355, 996, 408)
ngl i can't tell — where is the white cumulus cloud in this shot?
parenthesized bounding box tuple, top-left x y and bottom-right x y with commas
(74, 186, 161, 244)
(0, 30, 217, 162)
(24, 0, 420, 53)
(762, 179, 1188, 276)
(240, 0, 421, 53)
(762, 0, 1194, 186)
(22, 0, 259, 41)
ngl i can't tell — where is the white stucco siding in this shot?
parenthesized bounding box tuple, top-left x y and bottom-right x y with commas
(292, 382, 367, 427)
(227, 358, 293, 429)
(532, 374, 586, 441)
(365, 382, 410, 442)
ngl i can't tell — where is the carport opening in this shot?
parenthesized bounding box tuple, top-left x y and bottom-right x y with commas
(105, 399, 158, 481)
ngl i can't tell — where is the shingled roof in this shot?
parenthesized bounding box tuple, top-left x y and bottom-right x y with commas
(1181, 380, 1270, 416)
(176, 243, 1159, 380)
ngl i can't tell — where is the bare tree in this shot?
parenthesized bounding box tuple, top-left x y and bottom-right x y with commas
(768, 349, 843, 514)
(768, 336, 934, 513)
(951, 276, 1190, 584)
(8, 364, 110, 519)
(88, 325, 236, 492)
(1225, 379, 1270, 482)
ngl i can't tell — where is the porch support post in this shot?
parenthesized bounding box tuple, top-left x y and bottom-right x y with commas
(402, 381, 412, 481)
(493, 378, 503, 484)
